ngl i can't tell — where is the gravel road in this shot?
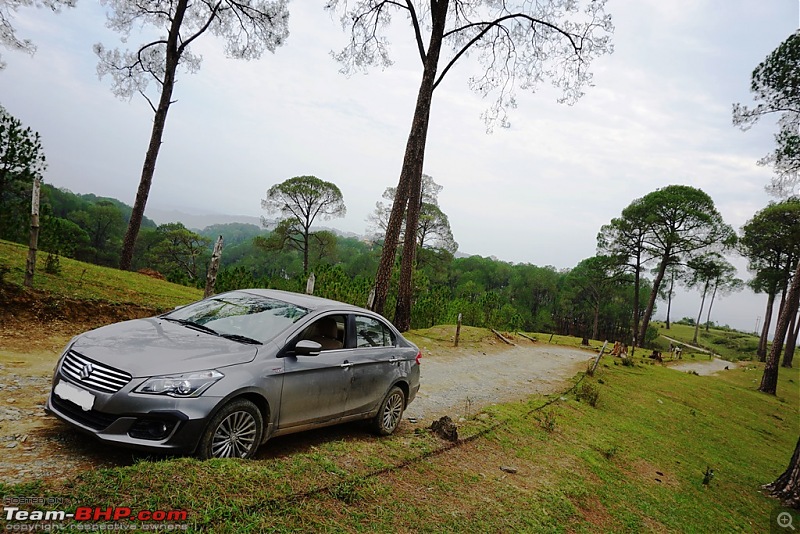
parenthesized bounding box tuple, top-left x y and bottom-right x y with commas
(404, 344, 595, 422)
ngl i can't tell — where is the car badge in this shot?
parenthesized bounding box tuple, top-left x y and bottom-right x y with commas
(80, 363, 93, 380)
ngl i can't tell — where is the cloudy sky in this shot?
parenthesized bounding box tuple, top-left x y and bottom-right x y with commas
(0, 1, 797, 333)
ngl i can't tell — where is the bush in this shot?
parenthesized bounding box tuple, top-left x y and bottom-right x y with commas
(576, 382, 600, 407)
(536, 410, 557, 432)
(44, 253, 61, 274)
(644, 325, 659, 346)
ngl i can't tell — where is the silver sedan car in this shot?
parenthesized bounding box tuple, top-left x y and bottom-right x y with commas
(46, 289, 421, 459)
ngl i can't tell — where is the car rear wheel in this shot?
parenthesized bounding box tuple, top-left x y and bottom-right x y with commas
(198, 399, 263, 459)
(372, 386, 405, 436)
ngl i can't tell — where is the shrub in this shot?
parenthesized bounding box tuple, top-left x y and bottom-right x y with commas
(44, 253, 61, 274)
(536, 410, 557, 433)
(576, 382, 600, 407)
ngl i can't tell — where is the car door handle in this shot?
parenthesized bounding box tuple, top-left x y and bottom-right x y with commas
(340, 361, 353, 368)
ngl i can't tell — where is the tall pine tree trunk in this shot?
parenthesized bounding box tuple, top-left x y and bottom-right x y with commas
(119, 0, 188, 270)
(781, 291, 800, 368)
(394, 155, 424, 331)
(373, 0, 448, 322)
(760, 260, 800, 394)
(639, 254, 670, 347)
(764, 434, 800, 508)
(631, 253, 642, 341)
(758, 290, 776, 362)
(665, 269, 674, 330)
(705, 281, 718, 331)
(692, 282, 709, 345)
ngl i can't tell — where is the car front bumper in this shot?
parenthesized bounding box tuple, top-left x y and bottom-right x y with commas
(45, 371, 221, 454)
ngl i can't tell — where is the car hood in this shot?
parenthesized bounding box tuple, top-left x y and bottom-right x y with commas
(69, 318, 259, 377)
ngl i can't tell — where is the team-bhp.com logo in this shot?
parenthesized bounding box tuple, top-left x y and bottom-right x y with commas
(4, 505, 189, 530)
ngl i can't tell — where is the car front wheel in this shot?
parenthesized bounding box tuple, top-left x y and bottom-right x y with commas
(372, 386, 405, 436)
(198, 399, 263, 459)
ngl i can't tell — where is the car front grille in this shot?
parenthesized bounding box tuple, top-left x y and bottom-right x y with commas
(60, 350, 132, 393)
(50, 394, 118, 431)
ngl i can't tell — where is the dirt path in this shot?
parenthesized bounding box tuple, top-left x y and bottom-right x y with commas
(668, 358, 735, 376)
(405, 344, 594, 421)
(661, 335, 712, 354)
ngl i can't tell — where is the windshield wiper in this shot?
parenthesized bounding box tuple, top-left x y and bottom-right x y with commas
(220, 333, 263, 345)
(163, 317, 220, 336)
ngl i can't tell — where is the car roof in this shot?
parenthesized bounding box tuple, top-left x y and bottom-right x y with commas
(235, 288, 370, 314)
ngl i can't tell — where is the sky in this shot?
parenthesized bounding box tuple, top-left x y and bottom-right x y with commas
(0, 1, 798, 334)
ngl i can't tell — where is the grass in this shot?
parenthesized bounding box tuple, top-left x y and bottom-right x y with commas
(2, 240, 797, 531)
(652, 321, 761, 361)
(0, 239, 202, 310)
(405, 325, 499, 350)
(2, 343, 796, 532)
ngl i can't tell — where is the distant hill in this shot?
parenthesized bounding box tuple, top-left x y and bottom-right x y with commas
(145, 208, 263, 231)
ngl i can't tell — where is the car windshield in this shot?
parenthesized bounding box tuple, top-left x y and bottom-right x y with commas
(164, 292, 309, 344)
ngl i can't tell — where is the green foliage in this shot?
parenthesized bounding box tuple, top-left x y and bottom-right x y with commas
(536, 410, 557, 433)
(214, 265, 261, 293)
(0, 104, 46, 243)
(576, 381, 600, 407)
(262, 175, 346, 274)
(739, 198, 800, 298)
(43, 253, 61, 274)
(369, 174, 458, 254)
(143, 223, 212, 284)
(734, 31, 800, 194)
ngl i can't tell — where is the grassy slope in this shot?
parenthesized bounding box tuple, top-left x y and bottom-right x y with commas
(1, 241, 797, 531)
(3, 349, 797, 532)
(651, 322, 762, 361)
(0, 239, 201, 310)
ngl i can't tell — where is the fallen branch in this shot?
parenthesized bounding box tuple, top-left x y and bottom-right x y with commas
(490, 328, 515, 345)
(517, 332, 537, 343)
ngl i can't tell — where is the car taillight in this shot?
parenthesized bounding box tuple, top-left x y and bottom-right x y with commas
(415, 351, 422, 365)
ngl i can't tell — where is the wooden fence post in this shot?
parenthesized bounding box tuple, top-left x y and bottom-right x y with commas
(203, 235, 224, 298)
(590, 340, 609, 375)
(454, 313, 462, 347)
(24, 176, 41, 288)
(306, 272, 315, 295)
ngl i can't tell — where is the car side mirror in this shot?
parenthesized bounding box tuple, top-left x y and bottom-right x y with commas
(294, 340, 322, 357)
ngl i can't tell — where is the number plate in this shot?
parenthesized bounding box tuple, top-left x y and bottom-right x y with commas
(54, 380, 95, 412)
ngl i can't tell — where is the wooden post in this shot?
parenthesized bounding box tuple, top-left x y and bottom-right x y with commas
(454, 313, 462, 347)
(203, 235, 224, 298)
(367, 288, 376, 310)
(24, 176, 41, 288)
(305, 272, 315, 295)
(590, 340, 609, 375)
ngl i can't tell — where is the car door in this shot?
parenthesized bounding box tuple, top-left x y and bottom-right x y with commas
(277, 314, 351, 430)
(343, 314, 401, 417)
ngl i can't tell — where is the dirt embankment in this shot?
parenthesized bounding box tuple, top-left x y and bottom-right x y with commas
(1, 284, 161, 484)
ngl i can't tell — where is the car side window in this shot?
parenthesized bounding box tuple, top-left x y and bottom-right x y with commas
(298, 315, 346, 351)
(355, 316, 394, 348)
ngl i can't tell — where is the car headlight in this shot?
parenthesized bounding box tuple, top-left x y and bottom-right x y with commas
(135, 370, 224, 397)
